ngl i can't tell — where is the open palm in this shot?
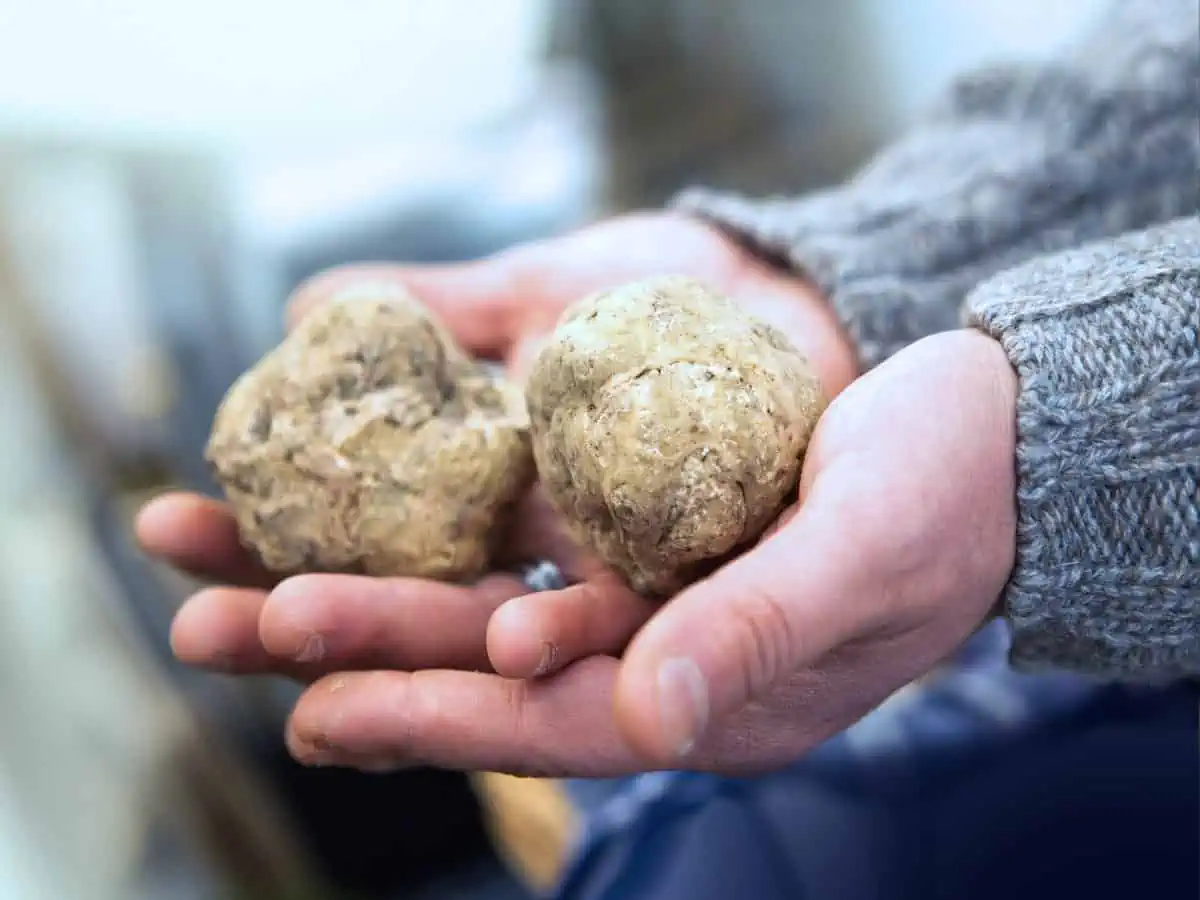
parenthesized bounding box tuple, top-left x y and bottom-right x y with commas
(272, 330, 1016, 777)
(138, 212, 856, 691)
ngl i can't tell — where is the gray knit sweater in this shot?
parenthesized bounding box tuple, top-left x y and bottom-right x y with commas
(674, 0, 1199, 680)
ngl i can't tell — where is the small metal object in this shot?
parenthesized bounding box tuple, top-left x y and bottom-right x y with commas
(519, 559, 569, 592)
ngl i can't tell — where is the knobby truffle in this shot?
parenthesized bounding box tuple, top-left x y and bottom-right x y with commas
(525, 275, 826, 598)
(206, 284, 534, 581)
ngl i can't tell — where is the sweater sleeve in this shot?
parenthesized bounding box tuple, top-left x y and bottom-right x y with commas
(965, 217, 1200, 680)
(671, 0, 1199, 371)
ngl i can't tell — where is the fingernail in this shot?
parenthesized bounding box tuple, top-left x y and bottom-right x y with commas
(656, 658, 708, 758)
(295, 633, 325, 663)
(533, 641, 558, 677)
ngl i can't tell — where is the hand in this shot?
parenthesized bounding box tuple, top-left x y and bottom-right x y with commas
(137, 211, 856, 691)
(280, 329, 1017, 776)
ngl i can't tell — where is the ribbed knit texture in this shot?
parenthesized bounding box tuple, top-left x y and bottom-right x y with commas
(671, 0, 1200, 677)
(675, 0, 1198, 371)
(968, 220, 1199, 679)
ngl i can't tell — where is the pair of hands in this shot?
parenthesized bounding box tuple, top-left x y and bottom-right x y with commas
(138, 212, 1018, 776)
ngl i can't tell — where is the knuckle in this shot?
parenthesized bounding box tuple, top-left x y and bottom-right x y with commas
(496, 679, 560, 776)
(726, 583, 799, 698)
(500, 678, 530, 742)
(378, 673, 421, 757)
(855, 498, 942, 620)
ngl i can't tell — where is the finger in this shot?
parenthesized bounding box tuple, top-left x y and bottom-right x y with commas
(170, 587, 274, 673)
(170, 574, 521, 681)
(286, 260, 517, 358)
(171, 587, 335, 681)
(614, 473, 877, 765)
(487, 576, 654, 678)
(285, 657, 643, 777)
(260, 573, 524, 673)
(137, 493, 276, 588)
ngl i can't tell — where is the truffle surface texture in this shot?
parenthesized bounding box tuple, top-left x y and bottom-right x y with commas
(526, 275, 826, 598)
(206, 285, 534, 581)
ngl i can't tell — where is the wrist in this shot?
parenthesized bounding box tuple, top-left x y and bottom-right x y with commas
(957, 329, 1020, 624)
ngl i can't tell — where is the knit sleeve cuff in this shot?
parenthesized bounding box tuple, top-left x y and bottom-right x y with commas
(670, 6, 1200, 372)
(965, 219, 1200, 680)
(671, 183, 967, 372)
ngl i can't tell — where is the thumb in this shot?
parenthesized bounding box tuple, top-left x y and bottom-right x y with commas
(613, 480, 870, 765)
(285, 258, 519, 359)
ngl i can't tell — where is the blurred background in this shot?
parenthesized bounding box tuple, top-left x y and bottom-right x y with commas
(0, 1, 1114, 898)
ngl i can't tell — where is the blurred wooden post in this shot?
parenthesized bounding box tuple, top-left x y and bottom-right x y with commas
(471, 772, 580, 892)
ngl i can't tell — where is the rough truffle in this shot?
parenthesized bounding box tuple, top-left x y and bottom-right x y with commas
(206, 284, 534, 581)
(526, 275, 826, 598)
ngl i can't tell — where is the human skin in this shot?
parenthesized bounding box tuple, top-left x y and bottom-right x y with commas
(137, 211, 1016, 775)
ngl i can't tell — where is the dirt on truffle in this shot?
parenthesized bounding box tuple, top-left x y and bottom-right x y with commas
(206, 284, 534, 581)
(525, 275, 826, 598)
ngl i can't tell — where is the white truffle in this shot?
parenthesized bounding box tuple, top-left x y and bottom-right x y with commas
(206, 286, 534, 581)
(526, 275, 826, 597)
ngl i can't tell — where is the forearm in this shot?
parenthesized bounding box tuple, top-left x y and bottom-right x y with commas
(968, 217, 1200, 679)
(674, 0, 1199, 370)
